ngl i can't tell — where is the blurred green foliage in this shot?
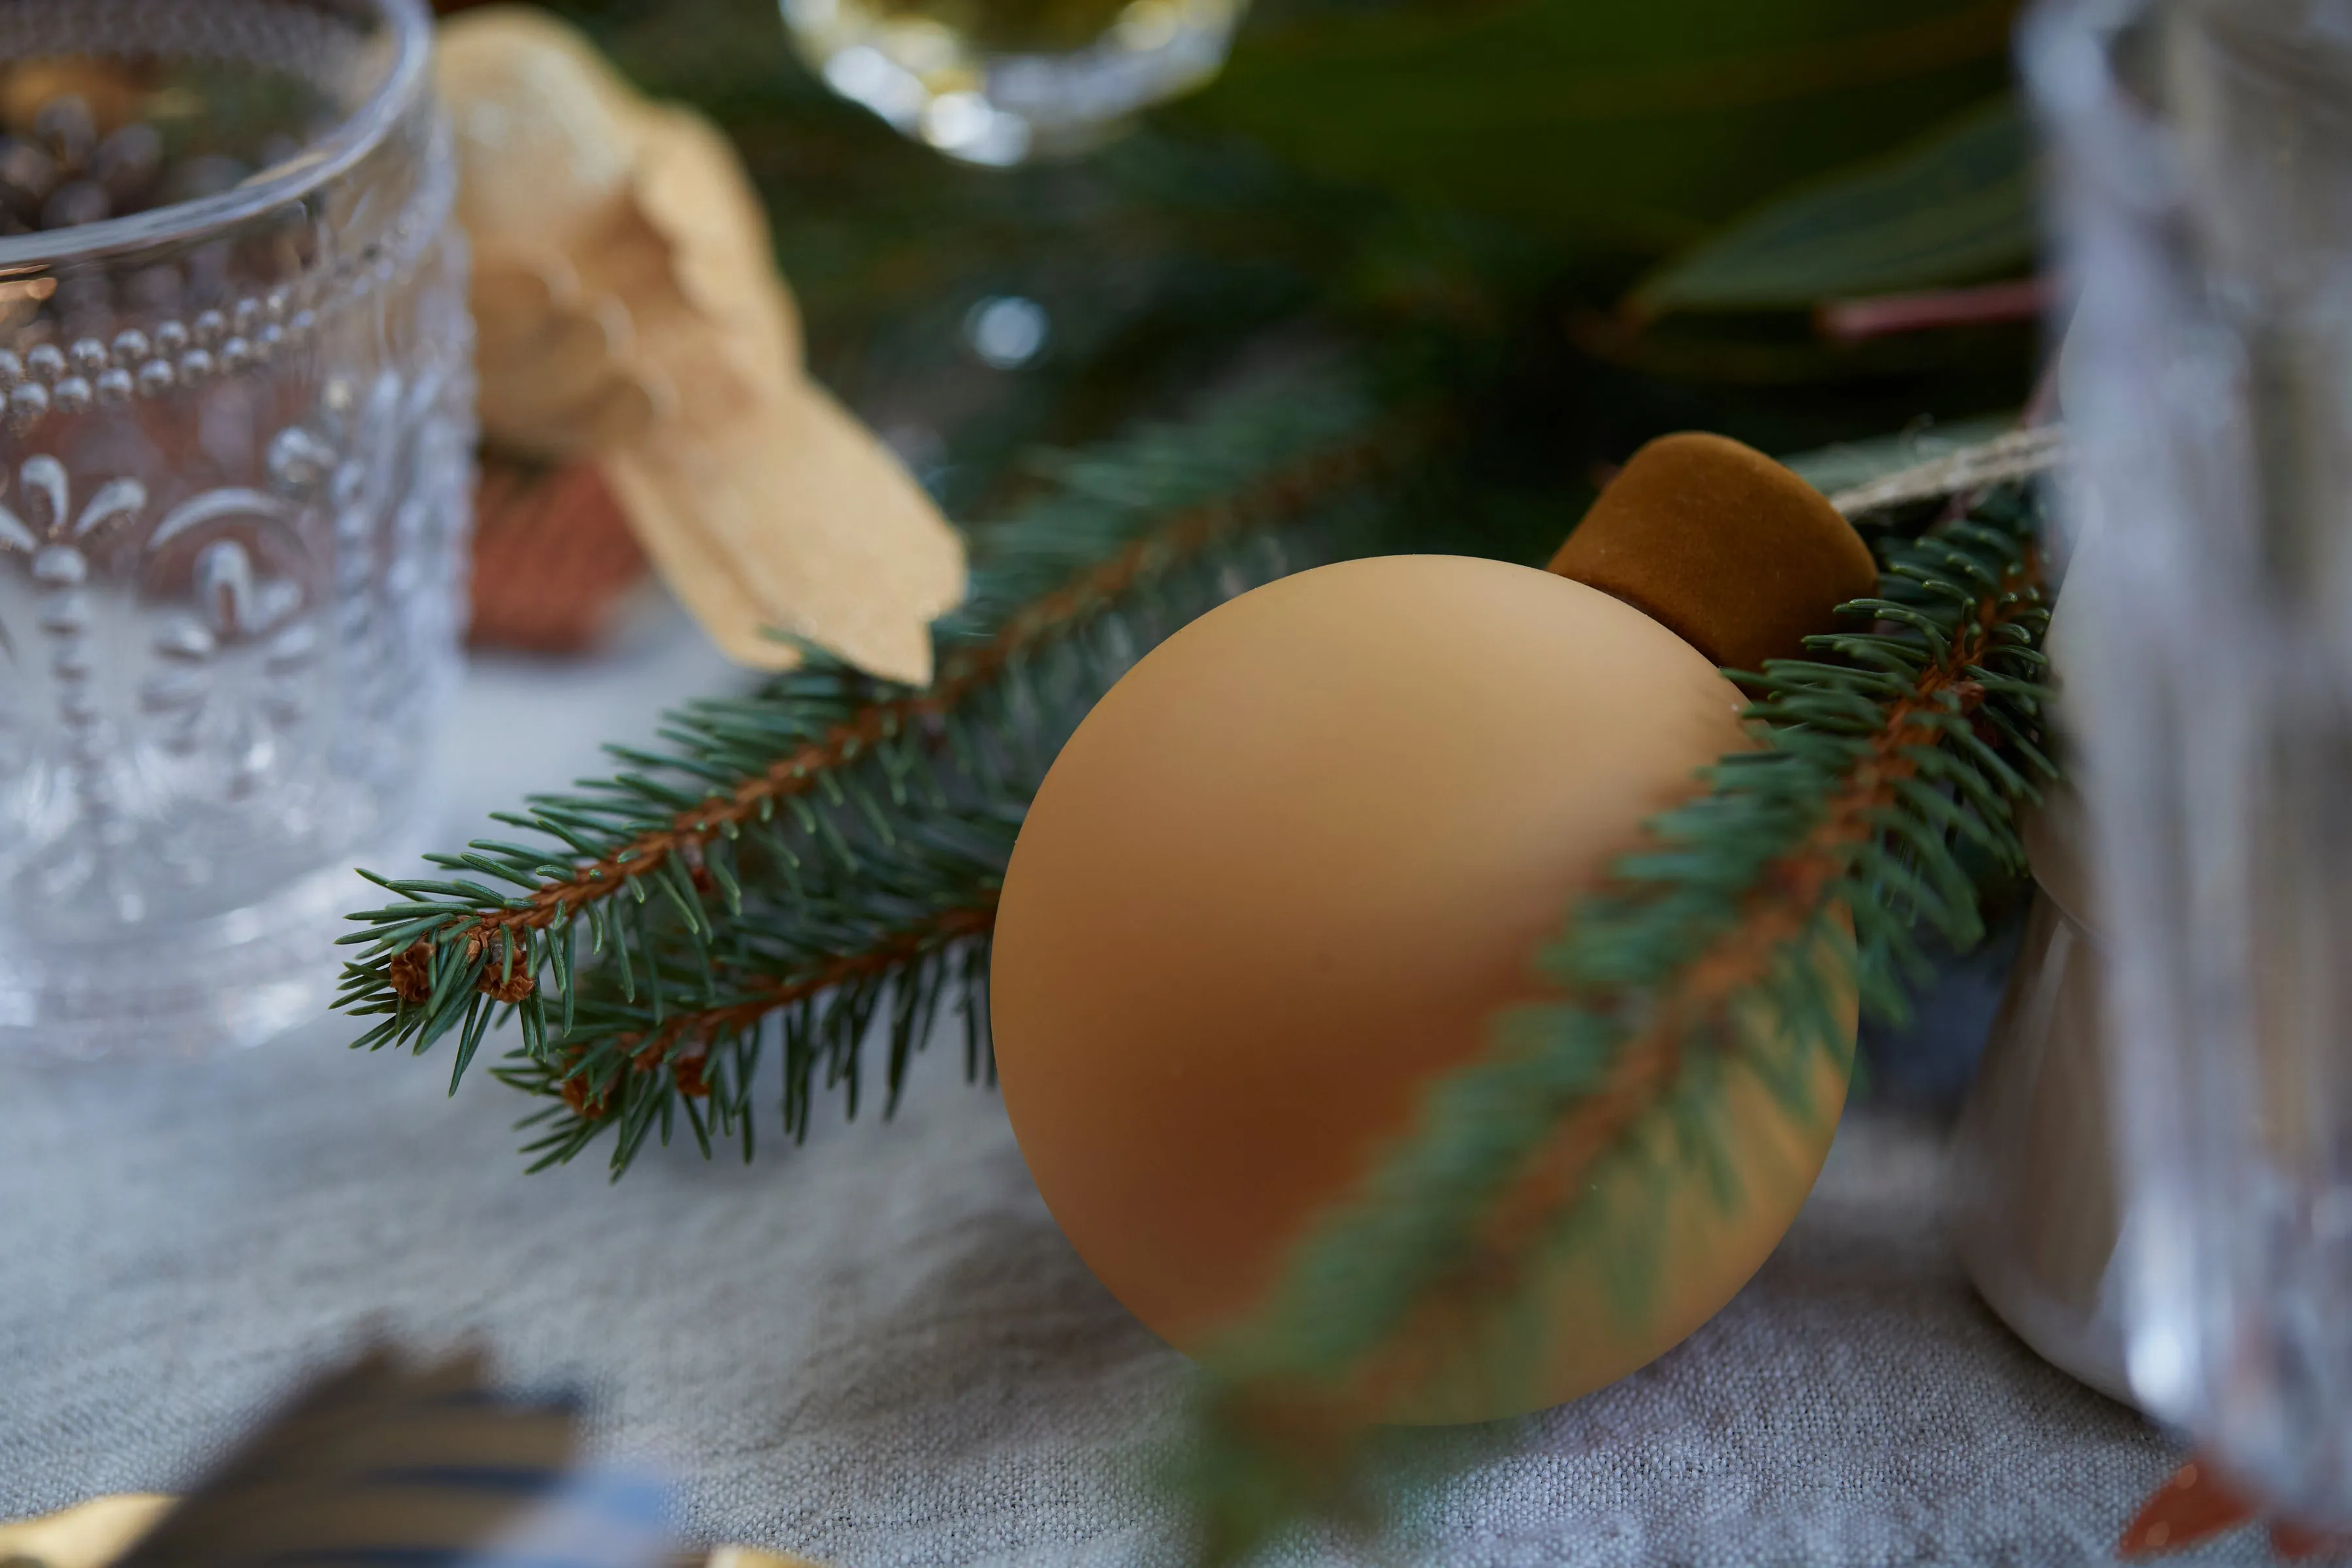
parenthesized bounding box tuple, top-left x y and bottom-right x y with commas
(450, 0, 2042, 541)
(1194, 0, 2023, 261)
(1632, 95, 2034, 316)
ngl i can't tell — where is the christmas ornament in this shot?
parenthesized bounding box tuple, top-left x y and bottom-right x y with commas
(990, 433, 1875, 1421)
(437, 7, 966, 682)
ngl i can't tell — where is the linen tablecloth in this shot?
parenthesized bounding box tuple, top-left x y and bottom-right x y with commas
(0, 613, 2236, 1566)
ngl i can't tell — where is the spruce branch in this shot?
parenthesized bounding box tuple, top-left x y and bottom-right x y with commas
(336, 365, 1429, 1172)
(1175, 483, 2055, 1565)
(495, 894, 1005, 1173)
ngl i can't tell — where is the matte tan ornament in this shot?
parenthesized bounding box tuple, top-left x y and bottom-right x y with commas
(992, 552, 1855, 1424)
(992, 441, 1871, 1421)
(438, 7, 965, 683)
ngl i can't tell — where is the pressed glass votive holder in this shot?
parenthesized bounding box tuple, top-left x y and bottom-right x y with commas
(0, 0, 473, 1060)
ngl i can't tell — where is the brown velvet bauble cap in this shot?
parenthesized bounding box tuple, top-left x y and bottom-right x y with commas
(1549, 432, 1878, 672)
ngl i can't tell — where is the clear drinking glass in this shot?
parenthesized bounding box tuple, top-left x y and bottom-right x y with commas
(783, 0, 1247, 165)
(2027, 0, 2352, 1521)
(0, 0, 472, 1060)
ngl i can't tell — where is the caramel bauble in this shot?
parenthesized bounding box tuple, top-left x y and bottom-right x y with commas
(990, 553, 1854, 1422)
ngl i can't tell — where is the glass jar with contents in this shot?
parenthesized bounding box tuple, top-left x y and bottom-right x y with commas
(0, 0, 472, 1059)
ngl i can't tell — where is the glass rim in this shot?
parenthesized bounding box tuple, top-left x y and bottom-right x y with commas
(0, 0, 436, 273)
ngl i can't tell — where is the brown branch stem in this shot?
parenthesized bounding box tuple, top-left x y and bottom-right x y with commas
(560, 898, 1001, 1115)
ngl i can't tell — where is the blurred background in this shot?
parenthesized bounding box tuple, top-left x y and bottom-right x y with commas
(445, 0, 2040, 591)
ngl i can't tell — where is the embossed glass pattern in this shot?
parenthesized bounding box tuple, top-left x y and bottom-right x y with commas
(0, 0, 472, 1058)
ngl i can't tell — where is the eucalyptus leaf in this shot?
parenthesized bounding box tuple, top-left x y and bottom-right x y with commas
(1630, 95, 2034, 316)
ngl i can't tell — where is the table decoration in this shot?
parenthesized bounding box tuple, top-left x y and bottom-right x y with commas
(990, 434, 1876, 1424)
(0, 0, 471, 1062)
(336, 415, 2057, 1557)
(299, 0, 2132, 1558)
